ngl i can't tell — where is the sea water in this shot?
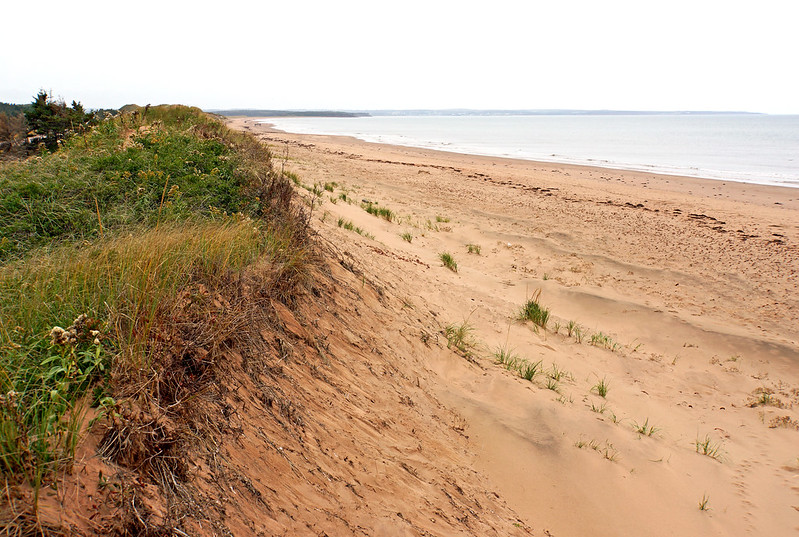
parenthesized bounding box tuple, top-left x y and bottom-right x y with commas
(261, 114, 799, 188)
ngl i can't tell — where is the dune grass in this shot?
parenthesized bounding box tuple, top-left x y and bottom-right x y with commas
(362, 202, 394, 221)
(695, 435, 723, 460)
(444, 321, 475, 356)
(593, 377, 610, 398)
(633, 418, 659, 437)
(439, 252, 458, 272)
(519, 289, 549, 329)
(0, 106, 309, 487)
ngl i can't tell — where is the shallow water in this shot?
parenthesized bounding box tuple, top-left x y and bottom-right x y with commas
(263, 114, 799, 188)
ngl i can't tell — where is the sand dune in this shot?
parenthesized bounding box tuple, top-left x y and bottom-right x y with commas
(228, 118, 799, 536)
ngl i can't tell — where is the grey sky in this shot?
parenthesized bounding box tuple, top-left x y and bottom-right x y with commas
(2, 0, 796, 113)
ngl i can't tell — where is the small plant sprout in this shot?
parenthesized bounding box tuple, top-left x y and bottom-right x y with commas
(519, 288, 550, 329)
(400, 232, 413, 243)
(602, 442, 620, 462)
(439, 252, 458, 272)
(556, 394, 573, 405)
(436, 215, 450, 223)
(519, 360, 542, 381)
(593, 377, 610, 398)
(574, 326, 585, 343)
(633, 418, 659, 437)
(493, 346, 517, 366)
(695, 435, 723, 460)
(444, 321, 475, 356)
(546, 378, 560, 392)
(575, 438, 618, 461)
(466, 243, 481, 255)
(590, 331, 617, 350)
(552, 321, 561, 334)
(698, 494, 711, 511)
(548, 363, 569, 382)
(590, 402, 607, 414)
(748, 387, 783, 408)
(566, 320, 577, 337)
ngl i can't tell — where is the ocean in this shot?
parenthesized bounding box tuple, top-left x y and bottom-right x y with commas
(261, 114, 799, 188)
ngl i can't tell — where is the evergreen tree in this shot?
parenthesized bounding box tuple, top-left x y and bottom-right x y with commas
(24, 90, 94, 150)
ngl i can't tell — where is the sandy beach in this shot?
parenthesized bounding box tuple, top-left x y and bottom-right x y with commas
(229, 117, 799, 536)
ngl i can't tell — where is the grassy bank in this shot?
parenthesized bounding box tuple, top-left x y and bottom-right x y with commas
(0, 106, 309, 489)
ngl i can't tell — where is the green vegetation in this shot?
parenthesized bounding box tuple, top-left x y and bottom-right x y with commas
(633, 418, 659, 437)
(466, 243, 481, 255)
(0, 105, 309, 489)
(439, 252, 458, 272)
(493, 346, 518, 367)
(548, 363, 569, 382)
(519, 289, 550, 329)
(1, 105, 278, 260)
(24, 90, 95, 151)
(748, 387, 783, 408)
(566, 320, 578, 337)
(337, 217, 374, 239)
(444, 321, 475, 357)
(590, 331, 620, 351)
(698, 494, 711, 511)
(574, 326, 585, 343)
(362, 201, 394, 221)
(695, 435, 723, 460)
(575, 438, 619, 462)
(519, 360, 542, 381)
(435, 215, 450, 223)
(545, 378, 559, 392)
(400, 232, 413, 243)
(593, 377, 610, 398)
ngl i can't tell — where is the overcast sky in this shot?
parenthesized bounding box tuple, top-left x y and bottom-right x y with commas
(2, 0, 797, 113)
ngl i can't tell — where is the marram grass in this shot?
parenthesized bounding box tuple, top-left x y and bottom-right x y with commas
(0, 105, 308, 487)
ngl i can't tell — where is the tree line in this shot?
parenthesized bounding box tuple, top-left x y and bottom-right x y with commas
(1, 90, 116, 158)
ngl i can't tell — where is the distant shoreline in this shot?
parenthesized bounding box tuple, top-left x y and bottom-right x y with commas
(212, 108, 765, 118)
(257, 115, 799, 189)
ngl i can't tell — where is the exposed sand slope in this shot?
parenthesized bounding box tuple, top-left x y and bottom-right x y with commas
(229, 117, 799, 536)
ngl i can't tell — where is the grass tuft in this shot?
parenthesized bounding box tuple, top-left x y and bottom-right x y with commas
(695, 435, 723, 460)
(362, 202, 394, 221)
(593, 377, 610, 398)
(518, 289, 549, 329)
(444, 322, 475, 357)
(439, 252, 458, 272)
(519, 360, 542, 381)
(633, 418, 659, 437)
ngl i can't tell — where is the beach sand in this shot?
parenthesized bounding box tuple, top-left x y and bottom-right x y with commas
(230, 117, 799, 536)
